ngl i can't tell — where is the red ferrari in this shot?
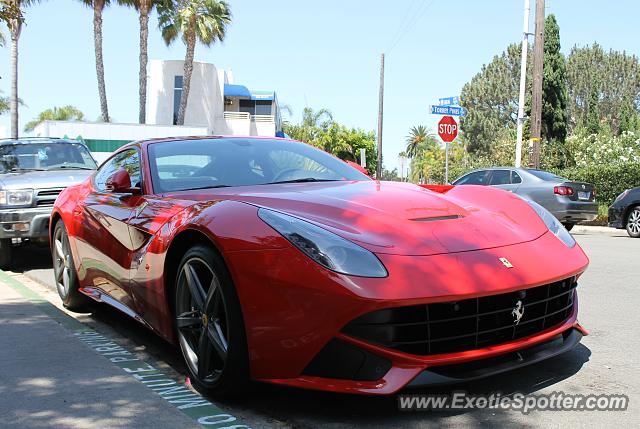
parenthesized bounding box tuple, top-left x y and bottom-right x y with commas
(50, 136, 588, 396)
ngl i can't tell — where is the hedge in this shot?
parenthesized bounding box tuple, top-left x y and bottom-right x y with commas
(554, 163, 640, 206)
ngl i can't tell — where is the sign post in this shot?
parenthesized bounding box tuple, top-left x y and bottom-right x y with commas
(437, 116, 459, 183)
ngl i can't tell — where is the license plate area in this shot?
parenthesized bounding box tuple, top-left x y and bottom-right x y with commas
(578, 191, 590, 200)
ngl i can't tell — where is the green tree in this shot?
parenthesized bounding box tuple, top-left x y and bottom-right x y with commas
(118, 0, 160, 124)
(541, 14, 568, 143)
(24, 105, 85, 132)
(0, 93, 9, 115)
(405, 125, 436, 158)
(283, 107, 333, 143)
(585, 79, 601, 135)
(80, 0, 111, 122)
(0, 0, 40, 139)
(460, 44, 531, 154)
(158, 0, 231, 125)
(566, 43, 640, 133)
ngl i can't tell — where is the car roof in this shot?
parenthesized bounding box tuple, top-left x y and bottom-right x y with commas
(120, 135, 298, 152)
(0, 137, 84, 145)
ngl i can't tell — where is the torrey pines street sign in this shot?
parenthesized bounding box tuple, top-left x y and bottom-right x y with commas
(438, 116, 458, 143)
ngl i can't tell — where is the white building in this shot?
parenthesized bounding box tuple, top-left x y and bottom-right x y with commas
(33, 60, 284, 155)
(147, 60, 283, 138)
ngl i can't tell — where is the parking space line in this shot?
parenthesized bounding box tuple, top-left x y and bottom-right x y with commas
(0, 269, 252, 429)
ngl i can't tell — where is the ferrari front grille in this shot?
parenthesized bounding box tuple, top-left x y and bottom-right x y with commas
(342, 277, 577, 356)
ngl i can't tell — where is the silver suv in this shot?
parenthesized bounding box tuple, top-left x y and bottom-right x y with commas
(0, 138, 97, 269)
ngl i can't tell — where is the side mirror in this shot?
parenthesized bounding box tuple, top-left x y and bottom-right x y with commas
(105, 168, 141, 194)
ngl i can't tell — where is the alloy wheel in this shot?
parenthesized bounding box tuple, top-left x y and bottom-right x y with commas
(628, 209, 640, 236)
(53, 227, 72, 299)
(176, 257, 229, 384)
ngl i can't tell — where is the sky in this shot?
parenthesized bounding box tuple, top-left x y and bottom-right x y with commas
(1, 0, 639, 172)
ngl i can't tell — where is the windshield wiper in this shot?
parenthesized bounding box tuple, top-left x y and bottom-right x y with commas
(179, 185, 232, 191)
(48, 166, 95, 170)
(266, 178, 339, 185)
(8, 167, 47, 172)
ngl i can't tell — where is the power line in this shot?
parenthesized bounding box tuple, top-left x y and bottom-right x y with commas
(387, 0, 437, 54)
(386, 0, 421, 53)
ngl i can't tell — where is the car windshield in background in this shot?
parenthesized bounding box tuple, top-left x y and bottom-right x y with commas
(0, 143, 97, 173)
(527, 169, 567, 182)
(148, 138, 371, 192)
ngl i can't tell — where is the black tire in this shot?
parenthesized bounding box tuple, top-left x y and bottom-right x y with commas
(0, 239, 12, 270)
(52, 221, 91, 311)
(174, 244, 249, 397)
(626, 207, 640, 238)
(562, 223, 575, 232)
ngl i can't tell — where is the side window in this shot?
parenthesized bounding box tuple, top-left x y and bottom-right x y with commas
(512, 171, 522, 184)
(455, 170, 489, 185)
(489, 170, 511, 185)
(93, 149, 141, 192)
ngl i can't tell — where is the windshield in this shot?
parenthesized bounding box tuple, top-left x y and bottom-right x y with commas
(527, 169, 566, 182)
(0, 143, 97, 173)
(148, 138, 371, 193)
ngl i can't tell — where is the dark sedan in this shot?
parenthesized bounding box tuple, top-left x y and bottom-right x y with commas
(608, 187, 640, 238)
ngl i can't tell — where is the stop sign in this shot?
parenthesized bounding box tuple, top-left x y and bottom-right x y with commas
(438, 116, 458, 142)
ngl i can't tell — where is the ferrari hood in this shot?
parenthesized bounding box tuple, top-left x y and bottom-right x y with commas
(178, 181, 549, 256)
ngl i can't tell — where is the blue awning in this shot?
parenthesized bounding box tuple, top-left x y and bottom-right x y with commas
(224, 84, 275, 101)
(224, 84, 251, 98)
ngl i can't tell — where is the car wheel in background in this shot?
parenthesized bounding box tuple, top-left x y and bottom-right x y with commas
(174, 244, 249, 397)
(0, 239, 12, 270)
(52, 221, 91, 311)
(626, 207, 640, 238)
(562, 223, 575, 232)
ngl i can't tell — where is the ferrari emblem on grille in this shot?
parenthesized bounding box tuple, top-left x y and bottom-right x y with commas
(499, 257, 514, 268)
(512, 300, 525, 325)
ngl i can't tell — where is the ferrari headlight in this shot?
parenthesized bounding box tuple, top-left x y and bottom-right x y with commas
(0, 189, 34, 206)
(525, 199, 576, 248)
(258, 208, 388, 278)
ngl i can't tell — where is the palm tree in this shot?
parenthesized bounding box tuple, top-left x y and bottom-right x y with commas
(24, 105, 85, 132)
(0, 1, 37, 139)
(81, 0, 111, 123)
(405, 125, 435, 158)
(118, 0, 159, 124)
(301, 107, 333, 130)
(157, 0, 231, 125)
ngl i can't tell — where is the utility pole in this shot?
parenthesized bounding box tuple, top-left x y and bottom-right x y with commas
(376, 53, 385, 179)
(515, 0, 531, 168)
(529, 0, 545, 168)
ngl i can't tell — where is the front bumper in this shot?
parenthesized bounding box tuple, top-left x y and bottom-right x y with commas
(0, 207, 53, 240)
(608, 204, 625, 229)
(226, 230, 590, 395)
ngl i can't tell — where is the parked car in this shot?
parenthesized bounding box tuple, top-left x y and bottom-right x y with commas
(52, 136, 588, 396)
(452, 167, 598, 231)
(0, 138, 97, 269)
(608, 187, 640, 238)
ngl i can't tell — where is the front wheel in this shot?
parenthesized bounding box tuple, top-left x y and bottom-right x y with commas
(562, 223, 575, 232)
(626, 207, 640, 238)
(0, 239, 12, 270)
(52, 221, 91, 311)
(174, 244, 249, 396)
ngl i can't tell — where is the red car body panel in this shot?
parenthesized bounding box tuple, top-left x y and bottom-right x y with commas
(51, 138, 589, 395)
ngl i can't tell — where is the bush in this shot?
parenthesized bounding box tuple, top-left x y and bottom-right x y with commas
(554, 163, 640, 206)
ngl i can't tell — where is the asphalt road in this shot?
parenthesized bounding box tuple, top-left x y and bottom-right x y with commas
(5, 230, 639, 428)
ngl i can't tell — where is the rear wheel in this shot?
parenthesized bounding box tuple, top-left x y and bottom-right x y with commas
(174, 244, 249, 396)
(52, 221, 91, 311)
(0, 239, 12, 270)
(626, 207, 640, 238)
(562, 223, 575, 232)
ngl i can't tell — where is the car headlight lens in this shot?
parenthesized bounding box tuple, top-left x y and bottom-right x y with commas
(258, 208, 388, 278)
(614, 189, 628, 203)
(0, 189, 34, 206)
(525, 199, 576, 248)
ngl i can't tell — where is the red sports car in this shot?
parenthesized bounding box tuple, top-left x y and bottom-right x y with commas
(50, 136, 589, 396)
